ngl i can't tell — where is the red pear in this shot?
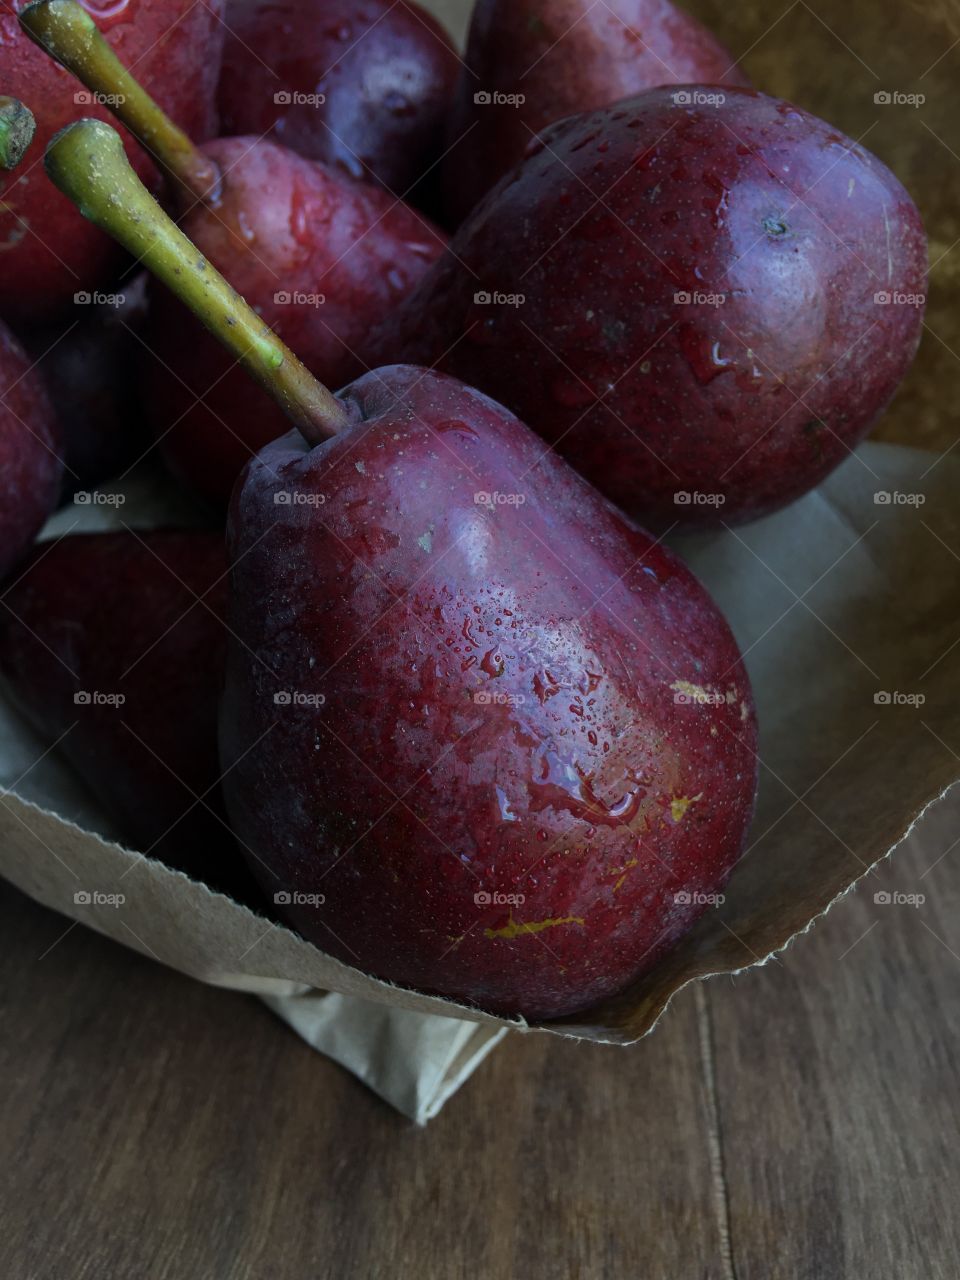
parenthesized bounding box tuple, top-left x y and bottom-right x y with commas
(22, 0, 447, 507)
(140, 141, 445, 505)
(0, 317, 63, 581)
(375, 87, 928, 527)
(45, 118, 759, 1019)
(444, 0, 748, 223)
(0, 0, 224, 321)
(219, 0, 459, 198)
(20, 276, 150, 493)
(0, 530, 251, 896)
(223, 369, 758, 1017)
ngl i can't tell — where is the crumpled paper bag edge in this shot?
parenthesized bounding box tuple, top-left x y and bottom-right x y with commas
(6, 767, 948, 1047)
(0, 785, 530, 1024)
(563, 776, 960, 1048)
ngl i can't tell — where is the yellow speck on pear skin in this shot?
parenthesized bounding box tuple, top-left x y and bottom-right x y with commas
(670, 792, 703, 822)
(609, 856, 639, 877)
(485, 913, 585, 940)
(670, 679, 714, 704)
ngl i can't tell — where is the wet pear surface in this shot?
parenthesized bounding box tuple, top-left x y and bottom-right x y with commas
(145, 137, 446, 507)
(221, 367, 758, 1018)
(379, 87, 928, 527)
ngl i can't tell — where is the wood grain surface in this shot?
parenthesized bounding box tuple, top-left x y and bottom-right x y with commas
(2, 805, 958, 1280)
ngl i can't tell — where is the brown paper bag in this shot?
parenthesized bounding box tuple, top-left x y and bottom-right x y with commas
(2, 0, 958, 1121)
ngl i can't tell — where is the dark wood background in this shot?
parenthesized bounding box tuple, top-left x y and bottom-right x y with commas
(2, 798, 957, 1279)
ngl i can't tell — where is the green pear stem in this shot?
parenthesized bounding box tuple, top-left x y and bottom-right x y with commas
(20, 0, 218, 204)
(45, 119, 352, 445)
(0, 97, 36, 170)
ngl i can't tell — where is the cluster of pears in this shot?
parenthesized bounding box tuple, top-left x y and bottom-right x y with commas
(0, 0, 925, 1017)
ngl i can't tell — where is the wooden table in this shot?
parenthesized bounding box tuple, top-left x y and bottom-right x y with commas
(2, 796, 957, 1280)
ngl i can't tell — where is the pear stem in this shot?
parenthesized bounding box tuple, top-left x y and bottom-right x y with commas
(45, 119, 352, 445)
(0, 97, 36, 170)
(20, 0, 218, 204)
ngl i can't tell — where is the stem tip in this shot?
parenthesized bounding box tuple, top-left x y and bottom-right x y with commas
(0, 97, 37, 171)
